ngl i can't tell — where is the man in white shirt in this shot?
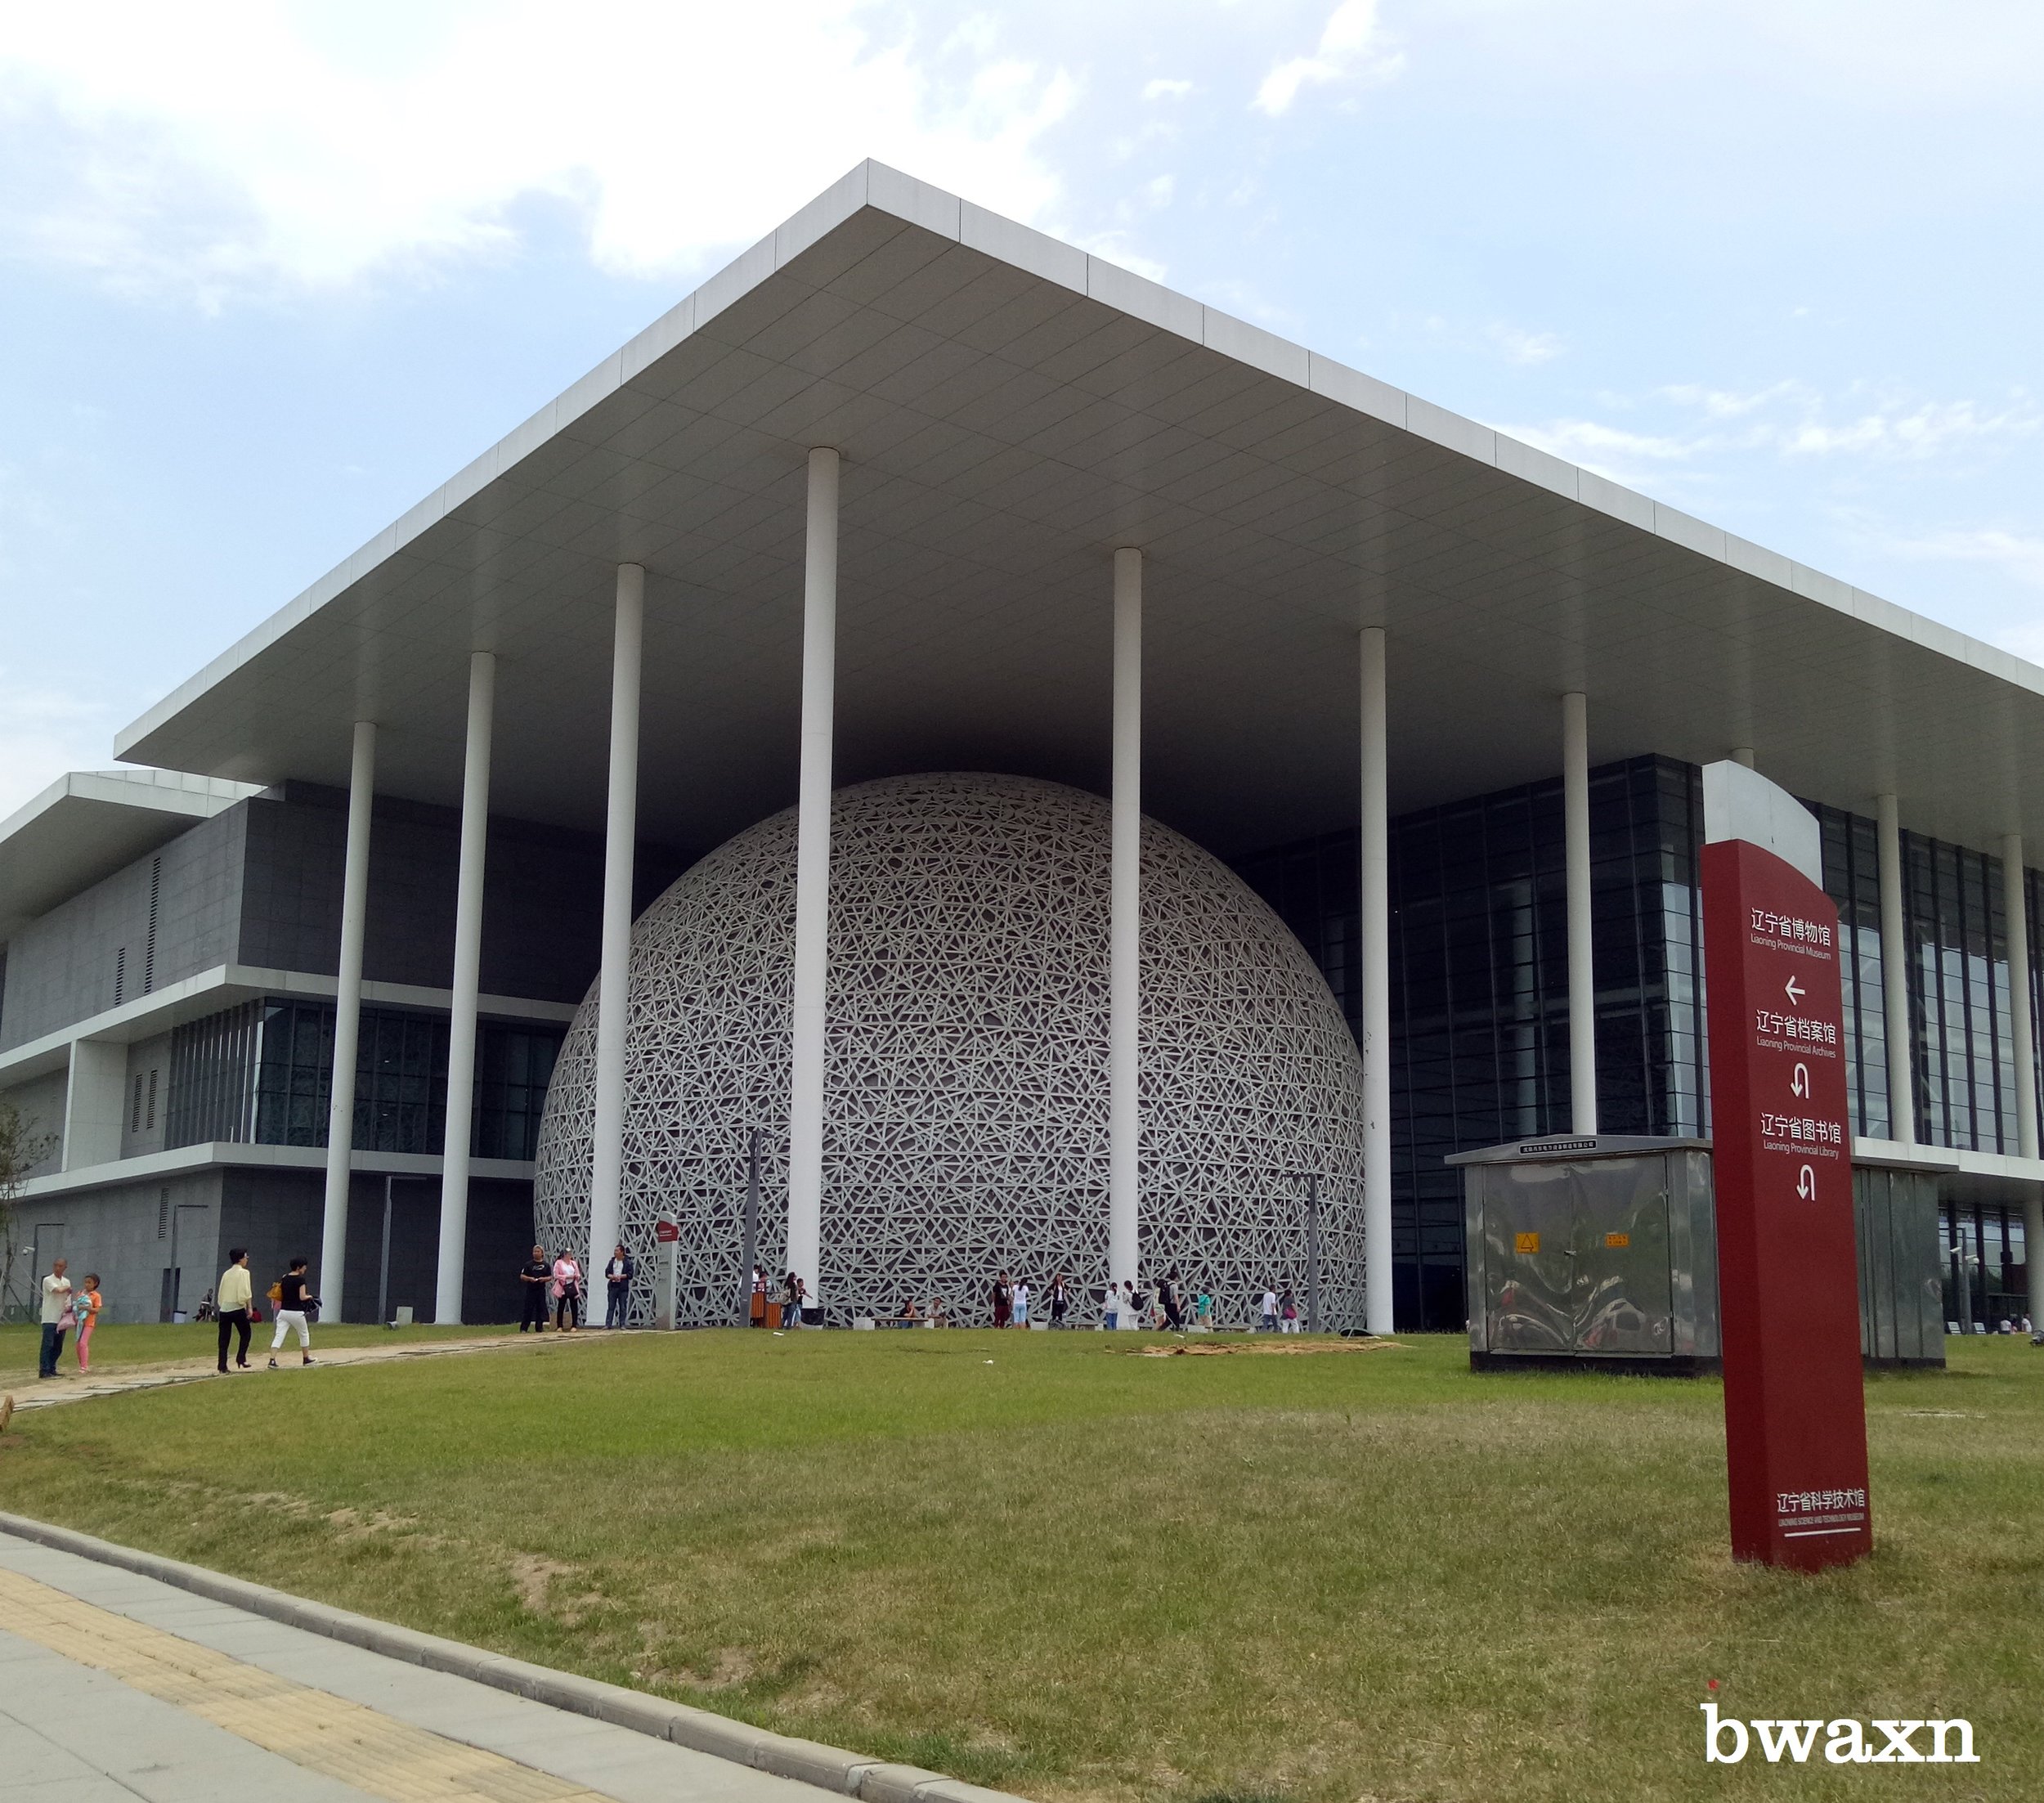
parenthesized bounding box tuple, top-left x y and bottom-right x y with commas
(38, 1258, 72, 1379)
(1012, 1280, 1029, 1328)
(216, 1249, 254, 1374)
(1260, 1286, 1279, 1333)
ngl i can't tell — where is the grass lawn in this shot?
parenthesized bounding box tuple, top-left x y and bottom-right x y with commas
(0, 1320, 513, 1389)
(0, 1328, 2037, 1803)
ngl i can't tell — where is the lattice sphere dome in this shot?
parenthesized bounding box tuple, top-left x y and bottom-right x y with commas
(532, 773, 1366, 1327)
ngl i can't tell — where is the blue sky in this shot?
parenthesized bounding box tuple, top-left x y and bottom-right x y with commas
(3, 0, 2040, 815)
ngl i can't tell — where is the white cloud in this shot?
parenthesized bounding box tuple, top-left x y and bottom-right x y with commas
(1500, 419, 1695, 477)
(1486, 322, 1562, 365)
(0, 671, 117, 817)
(1887, 527, 2044, 592)
(1503, 383, 2040, 484)
(1141, 78, 1195, 101)
(1253, 0, 1400, 117)
(0, 1, 1077, 302)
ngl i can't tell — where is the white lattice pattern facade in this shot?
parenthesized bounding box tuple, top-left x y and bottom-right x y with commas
(532, 773, 1367, 1326)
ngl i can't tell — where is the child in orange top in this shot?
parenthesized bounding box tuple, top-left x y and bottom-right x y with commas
(74, 1276, 103, 1372)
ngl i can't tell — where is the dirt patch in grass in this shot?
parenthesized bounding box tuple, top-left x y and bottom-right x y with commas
(1127, 1338, 1407, 1357)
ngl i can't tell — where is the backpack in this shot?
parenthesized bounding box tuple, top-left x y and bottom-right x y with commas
(267, 1280, 285, 1304)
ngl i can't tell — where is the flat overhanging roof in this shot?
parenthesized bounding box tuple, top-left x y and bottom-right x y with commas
(0, 769, 261, 943)
(116, 161, 2044, 860)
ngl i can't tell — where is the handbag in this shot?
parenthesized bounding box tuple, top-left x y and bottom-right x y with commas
(56, 1305, 76, 1332)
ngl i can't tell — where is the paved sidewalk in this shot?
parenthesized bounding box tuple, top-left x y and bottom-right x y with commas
(0, 1529, 805, 1803)
(5, 1331, 595, 1415)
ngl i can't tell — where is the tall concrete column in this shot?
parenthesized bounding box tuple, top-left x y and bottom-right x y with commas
(1109, 547, 1142, 1299)
(788, 449, 840, 1312)
(2000, 836, 2043, 1314)
(1562, 692, 1597, 1136)
(1359, 627, 1392, 1335)
(1876, 794, 1915, 1144)
(320, 720, 376, 1320)
(588, 567, 643, 1294)
(435, 651, 495, 1325)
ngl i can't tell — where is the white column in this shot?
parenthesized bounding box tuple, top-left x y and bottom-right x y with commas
(788, 449, 840, 1312)
(1562, 692, 1597, 1136)
(2009, 835, 2044, 1321)
(1876, 794, 1914, 1144)
(1359, 627, 1393, 1335)
(2005, 836, 2038, 1159)
(588, 567, 643, 1291)
(1731, 747, 1756, 769)
(1109, 548, 1142, 1298)
(435, 652, 495, 1325)
(320, 720, 376, 1320)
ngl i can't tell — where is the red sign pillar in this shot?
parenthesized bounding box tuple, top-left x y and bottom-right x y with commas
(1701, 836, 1872, 1570)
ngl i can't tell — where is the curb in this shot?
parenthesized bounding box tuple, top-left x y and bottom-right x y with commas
(0, 1511, 1027, 1803)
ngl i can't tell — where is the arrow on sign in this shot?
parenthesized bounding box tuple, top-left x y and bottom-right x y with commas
(1784, 975, 1804, 1005)
(1797, 1164, 1818, 1200)
(1791, 1062, 1810, 1097)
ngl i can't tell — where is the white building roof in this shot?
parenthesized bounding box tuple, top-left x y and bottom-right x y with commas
(112, 161, 2044, 859)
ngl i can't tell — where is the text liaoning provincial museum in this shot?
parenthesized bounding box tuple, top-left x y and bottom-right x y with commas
(3, 164, 2039, 1347)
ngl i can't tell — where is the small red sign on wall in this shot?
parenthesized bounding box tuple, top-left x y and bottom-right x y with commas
(654, 1220, 680, 1243)
(1701, 834, 1871, 1570)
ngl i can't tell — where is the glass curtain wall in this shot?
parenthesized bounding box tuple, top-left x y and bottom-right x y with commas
(164, 998, 561, 1161)
(1236, 759, 2041, 1330)
(1234, 754, 1702, 1330)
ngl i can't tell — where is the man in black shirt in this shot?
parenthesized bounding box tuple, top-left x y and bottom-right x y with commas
(519, 1245, 552, 1331)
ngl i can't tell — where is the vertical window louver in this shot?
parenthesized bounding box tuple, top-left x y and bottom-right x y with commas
(144, 856, 161, 993)
(114, 946, 126, 1006)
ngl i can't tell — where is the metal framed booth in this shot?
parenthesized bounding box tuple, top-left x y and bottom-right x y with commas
(1451, 1135, 1948, 1375)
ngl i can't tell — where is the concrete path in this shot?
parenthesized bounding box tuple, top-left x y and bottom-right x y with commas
(4, 1331, 595, 1415)
(0, 1527, 808, 1803)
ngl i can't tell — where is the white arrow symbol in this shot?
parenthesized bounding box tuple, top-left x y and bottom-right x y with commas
(1791, 1062, 1810, 1097)
(1797, 1164, 1817, 1200)
(1784, 976, 1804, 1005)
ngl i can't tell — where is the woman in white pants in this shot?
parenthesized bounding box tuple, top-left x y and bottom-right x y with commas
(267, 1258, 319, 1368)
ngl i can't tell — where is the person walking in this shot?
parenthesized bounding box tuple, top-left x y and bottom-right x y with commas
(603, 1242, 634, 1330)
(1123, 1279, 1141, 1330)
(216, 1249, 254, 1373)
(550, 1251, 583, 1331)
(781, 1270, 805, 1329)
(267, 1259, 319, 1368)
(1159, 1269, 1184, 1331)
(1048, 1272, 1070, 1329)
(38, 1258, 73, 1379)
(518, 1245, 551, 1331)
(991, 1270, 1013, 1329)
(1012, 1277, 1030, 1329)
(1280, 1286, 1300, 1334)
(72, 1274, 103, 1372)
(1259, 1283, 1280, 1333)
(1101, 1280, 1118, 1331)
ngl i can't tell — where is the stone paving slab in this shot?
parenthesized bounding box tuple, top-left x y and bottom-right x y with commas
(0, 1529, 823, 1803)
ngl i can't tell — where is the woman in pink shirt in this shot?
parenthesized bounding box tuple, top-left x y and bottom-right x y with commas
(551, 1254, 583, 1332)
